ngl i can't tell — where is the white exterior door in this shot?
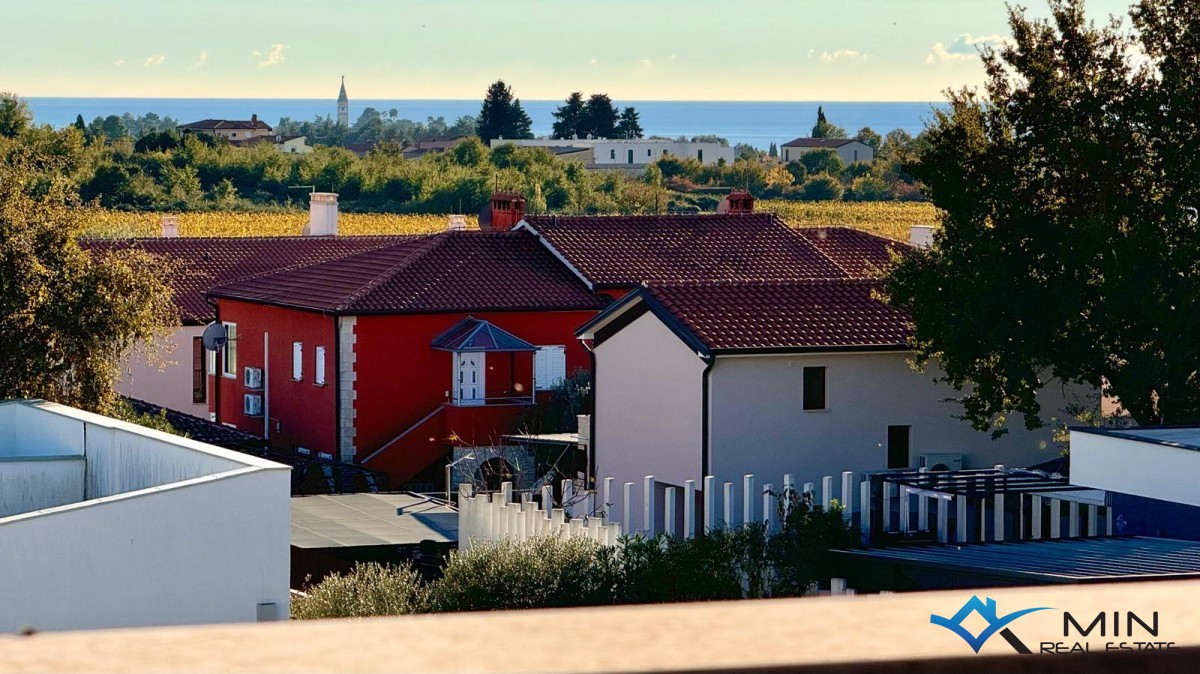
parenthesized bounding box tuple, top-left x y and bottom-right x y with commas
(456, 353, 485, 405)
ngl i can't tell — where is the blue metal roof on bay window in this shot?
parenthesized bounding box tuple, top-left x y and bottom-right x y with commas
(431, 317, 537, 352)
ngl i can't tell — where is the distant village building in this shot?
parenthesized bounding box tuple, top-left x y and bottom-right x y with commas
(490, 138, 735, 171)
(231, 133, 314, 154)
(177, 114, 273, 141)
(337, 76, 349, 127)
(780, 138, 874, 164)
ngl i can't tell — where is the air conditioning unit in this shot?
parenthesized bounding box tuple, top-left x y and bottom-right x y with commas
(920, 453, 963, 472)
(243, 394, 263, 417)
(244, 366, 263, 390)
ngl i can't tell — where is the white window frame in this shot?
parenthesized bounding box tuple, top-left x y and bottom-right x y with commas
(535, 345, 567, 391)
(207, 348, 216, 376)
(292, 341, 303, 381)
(221, 323, 238, 379)
(314, 346, 326, 386)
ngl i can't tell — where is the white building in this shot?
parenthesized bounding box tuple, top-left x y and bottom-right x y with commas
(0, 400, 291, 633)
(490, 138, 735, 168)
(1071, 427, 1200, 509)
(578, 280, 1085, 525)
(780, 138, 874, 165)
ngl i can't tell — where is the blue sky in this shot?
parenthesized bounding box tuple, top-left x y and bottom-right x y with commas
(6, 0, 1136, 100)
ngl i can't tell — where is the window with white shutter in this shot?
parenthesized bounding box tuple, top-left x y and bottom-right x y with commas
(535, 346, 567, 390)
(315, 346, 326, 385)
(292, 342, 303, 380)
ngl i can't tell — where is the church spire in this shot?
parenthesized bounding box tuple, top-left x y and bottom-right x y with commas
(337, 76, 349, 126)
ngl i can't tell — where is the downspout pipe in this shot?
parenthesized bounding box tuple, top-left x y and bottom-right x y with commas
(700, 354, 715, 521)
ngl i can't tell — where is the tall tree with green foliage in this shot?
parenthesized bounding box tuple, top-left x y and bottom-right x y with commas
(811, 106, 847, 139)
(551, 92, 586, 139)
(855, 126, 882, 152)
(476, 80, 533, 142)
(0, 93, 32, 139)
(0, 129, 178, 413)
(582, 94, 619, 139)
(615, 106, 644, 139)
(888, 0, 1200, 430)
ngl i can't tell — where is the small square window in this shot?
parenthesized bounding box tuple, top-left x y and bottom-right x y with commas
(802, 366, 826, 411)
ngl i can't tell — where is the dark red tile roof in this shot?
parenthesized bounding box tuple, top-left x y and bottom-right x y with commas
(781, 138, 860, 148)
(793, 227, 909, 278)
(644, 279, 911, 352)
(207, 231, 608, 315)
(81, 236, 410, 324)
(521, 213, 851, 288)
(179, 118, 272, 131)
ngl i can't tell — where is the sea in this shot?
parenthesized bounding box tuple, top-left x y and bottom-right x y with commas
(25, 98, 944, 149)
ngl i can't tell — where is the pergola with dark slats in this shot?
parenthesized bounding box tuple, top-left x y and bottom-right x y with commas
(878, 467, 1092, 497)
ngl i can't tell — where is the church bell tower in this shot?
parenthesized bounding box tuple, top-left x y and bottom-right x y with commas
(337, 76, 349, 126)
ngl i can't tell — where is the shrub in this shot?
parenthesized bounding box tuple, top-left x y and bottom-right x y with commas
(618, 526, 768, 603)
(427, 536, 618, 612)
(798, 174, 845, 201)
(847, 175, 891, 202)
(799, 148, 845, 176)
(291, 563, 429, 619)
(767, 489, 860, 597)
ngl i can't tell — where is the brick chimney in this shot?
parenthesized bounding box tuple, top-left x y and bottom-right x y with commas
(479, 192, 526, 231)
(716, 189, 754, 214)
(251, 113, 259, 125)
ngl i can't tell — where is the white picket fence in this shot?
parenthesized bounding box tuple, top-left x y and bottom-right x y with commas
(456, 470, 858, 550)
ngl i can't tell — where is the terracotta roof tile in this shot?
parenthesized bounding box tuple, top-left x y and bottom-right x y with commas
(80, 236, 411, 324)
(522, 213, 850, 288)
(781, 138, 859, 148)
(793, 227, 909, 278)
(208, 230, 607, 314)
(645, 279, 911, 352)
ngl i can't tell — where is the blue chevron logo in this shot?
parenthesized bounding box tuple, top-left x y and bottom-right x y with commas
(931, 596, 1052, 653)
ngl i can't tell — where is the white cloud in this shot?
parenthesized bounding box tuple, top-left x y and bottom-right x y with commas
(818, 49, 871, 62)
(114, 59, 126, 67)
(143, 54, 166, 67)
(193, 50, 208, 69)
(926, 33, 1012, 64)
(253, 43, 287, 68)
(637, 58, 652, 68)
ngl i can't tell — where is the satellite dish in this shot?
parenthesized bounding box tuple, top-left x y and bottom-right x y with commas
(201, 323, 228, 352)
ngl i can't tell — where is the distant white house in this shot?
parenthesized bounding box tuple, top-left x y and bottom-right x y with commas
(781, 138, 874, 165)
(577, 280, 1085, 525)
(232, 133, 314, 154)
(0, 400, 291, 633)
(490, 138, 735, 168)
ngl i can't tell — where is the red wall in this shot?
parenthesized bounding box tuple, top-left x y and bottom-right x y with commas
(211, 300, 338, 456)
(352, 310, 596, 461)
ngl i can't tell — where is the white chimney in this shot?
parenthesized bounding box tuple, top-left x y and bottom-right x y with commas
(447, 214, 467, 231)
(909, 225, 936, 248)
(303, 193, 339, 236)
(160, 216, 179, 238)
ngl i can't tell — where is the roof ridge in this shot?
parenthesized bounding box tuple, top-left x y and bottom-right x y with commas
(333, 234, 448, 312)
(645, 277, 880, 288)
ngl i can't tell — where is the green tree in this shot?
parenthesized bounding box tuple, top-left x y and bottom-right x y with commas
(768, 141, 779, 158)
(0, 92, 32, 139)
(855, 126, 882, 152)
(0, 135, 178, 412)
(582, 93, 619, 138)
(799, 148, 845, 176)
(811, 106, 847, 139)
(888, 0, 1200, 430)
(798, 174, 844, 201)
(615, 106, 644, 139)
(551, 92, 586, 139)
(476, 80, 533, 142)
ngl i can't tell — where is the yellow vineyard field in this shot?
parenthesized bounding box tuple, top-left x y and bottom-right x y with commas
(81, 202, 940, 240)
(82, 211, 464, 238)
(759, 200, 942, 240)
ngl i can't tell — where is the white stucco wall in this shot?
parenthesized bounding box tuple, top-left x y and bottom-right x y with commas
(707, 352, 1076, 489)
(0, 401, 291, 633)
(1071, 430, 1200, 508)
(0, 468, 290, 633)
(118, 326, 208, 417)
(491, 139, 735, 166)
(594, 312, 707, 518)
(781, 141, 874, 165)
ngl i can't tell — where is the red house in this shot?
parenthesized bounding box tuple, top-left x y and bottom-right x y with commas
(207, 230, 607, 485)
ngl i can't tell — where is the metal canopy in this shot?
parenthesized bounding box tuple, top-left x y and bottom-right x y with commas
(878, 467, 1088, 496)
(431, 317, 537, 353)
